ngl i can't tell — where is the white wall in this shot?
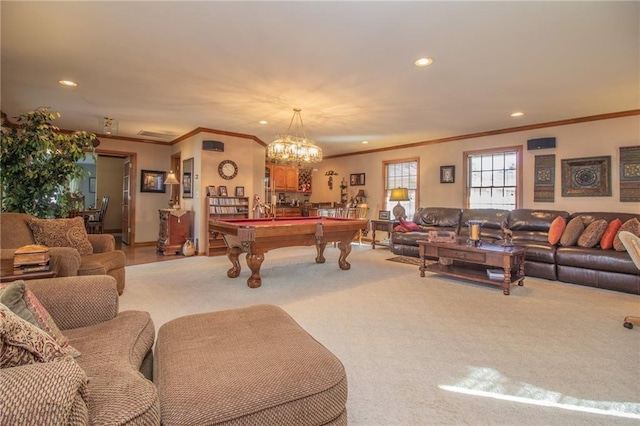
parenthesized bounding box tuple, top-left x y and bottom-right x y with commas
(173, 132, 266, 254)
(313, 115, 640, 215)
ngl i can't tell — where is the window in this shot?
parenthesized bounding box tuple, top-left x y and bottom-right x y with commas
(384, 158, 419, 217)
(464, 146, 522, 209)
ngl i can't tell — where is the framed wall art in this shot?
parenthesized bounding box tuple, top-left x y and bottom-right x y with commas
(350, 173, 366, 186)
(440, 165, 455, 183)
(534, 154, 555, 202)
(378, 210, 390, 220)
(561, 155, 611, 197)
(140, 170, 166, 193)
(620, 145, 640, 202)
(182, 157, 194, 198)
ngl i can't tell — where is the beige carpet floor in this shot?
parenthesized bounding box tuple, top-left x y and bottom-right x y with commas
(120, 244, 640, 425)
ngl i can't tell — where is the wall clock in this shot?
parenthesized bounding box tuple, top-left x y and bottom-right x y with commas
(218, 160, 238, 180)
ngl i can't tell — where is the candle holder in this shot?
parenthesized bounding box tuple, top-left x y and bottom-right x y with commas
(466, 220, 483, 247)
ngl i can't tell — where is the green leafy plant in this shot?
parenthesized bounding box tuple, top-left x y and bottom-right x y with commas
(1, 107, 97, 217)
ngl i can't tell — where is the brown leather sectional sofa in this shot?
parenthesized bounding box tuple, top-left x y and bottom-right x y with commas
(391, 207, 640, 295)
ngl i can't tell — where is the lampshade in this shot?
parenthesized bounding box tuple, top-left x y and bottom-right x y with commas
(163, 171, 179, 185)
(390, 187, 409, 219)
(267, 108, 323, 165)
(389, 188, 409, 202)
(355, 189, 366, 199)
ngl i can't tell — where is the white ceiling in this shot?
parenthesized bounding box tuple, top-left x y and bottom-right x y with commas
(2, 1, 638, 158)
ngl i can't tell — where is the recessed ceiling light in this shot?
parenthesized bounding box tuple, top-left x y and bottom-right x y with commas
(414, 57, 434, 67)
(259, 120, 268, 125)
(510, 112, 525, 117)
(59, 80, 78, 87)
(362, 141, 369, 144)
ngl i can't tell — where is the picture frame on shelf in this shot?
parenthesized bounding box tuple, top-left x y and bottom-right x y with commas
(182, 157, 194, 198)
(440, 165, 455, 183)
(206, 186, 216, 197)
(235, 186, 245, 197)
(378, 210, 391, 220)
(218, 186, 228, 196)
(140, 170, 166, 193)
(350, 173, 366, 186)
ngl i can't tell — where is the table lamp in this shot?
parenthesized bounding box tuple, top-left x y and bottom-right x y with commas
(164, 170, 180, 209)
(355, 189, 367, 204)
(389, 188, 409, 219)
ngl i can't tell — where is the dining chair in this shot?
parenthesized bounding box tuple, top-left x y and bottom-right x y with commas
(87, 196, 110, 234)
(619, 231, 640, 330)
(355, 204, 370, 244)
(67, 194, 88, 226)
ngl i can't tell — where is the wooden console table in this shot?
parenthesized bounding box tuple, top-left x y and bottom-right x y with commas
(157, 209, 191, 255)
(417, 240, 526, 295)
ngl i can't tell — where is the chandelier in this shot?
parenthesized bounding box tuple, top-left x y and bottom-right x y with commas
(267, 108, 322, 165)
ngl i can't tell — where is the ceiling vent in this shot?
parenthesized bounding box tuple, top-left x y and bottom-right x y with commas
(137, 130, 177, 140)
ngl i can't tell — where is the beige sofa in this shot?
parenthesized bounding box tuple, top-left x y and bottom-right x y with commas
(0, 275, 158, 424)
(0, 212, 126, 294)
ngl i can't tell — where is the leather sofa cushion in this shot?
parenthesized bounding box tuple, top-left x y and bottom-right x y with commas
(556, 246, 638, 275)
(459, 209, 510, 241)
(413, 207, 462, 229)
(508, 209, 570, 232)
(514, 241, 557, 264)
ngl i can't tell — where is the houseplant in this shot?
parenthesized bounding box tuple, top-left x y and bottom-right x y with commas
(1, 107, 97, 217)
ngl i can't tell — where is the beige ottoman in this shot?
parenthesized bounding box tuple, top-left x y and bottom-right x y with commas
(154, 305, 348, 425)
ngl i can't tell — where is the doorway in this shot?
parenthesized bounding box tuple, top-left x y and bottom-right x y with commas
(92, 150, 137, 245)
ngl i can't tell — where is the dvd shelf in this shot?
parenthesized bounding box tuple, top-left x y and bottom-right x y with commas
(207, 196, 250, 256)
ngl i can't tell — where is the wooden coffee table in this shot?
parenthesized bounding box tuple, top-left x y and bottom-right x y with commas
(417, 240, 526, 295)
(1, 258, 57, 283)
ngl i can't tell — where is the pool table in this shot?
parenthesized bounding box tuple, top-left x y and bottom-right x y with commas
(209, 217, 369, 288)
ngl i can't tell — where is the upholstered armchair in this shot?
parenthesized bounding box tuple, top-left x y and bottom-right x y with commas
(0, 213, 126, 294)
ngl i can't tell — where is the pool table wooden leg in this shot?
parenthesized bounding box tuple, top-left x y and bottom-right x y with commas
(226, 246, 242, 278)
(246, 253, 264, 288)
(315, 243, 327, 264)
(337, 241, 352, 270)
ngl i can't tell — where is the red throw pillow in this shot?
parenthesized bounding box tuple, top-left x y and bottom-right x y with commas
(399, 217, 421, 232)
(548, 216, 566, 245)
(600, 218, 622, 250)
(394, 224, 409, 232)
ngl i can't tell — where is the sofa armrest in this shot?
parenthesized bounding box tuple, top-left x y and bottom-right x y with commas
(88, 234, 115, 253)
(0, 357, 89, 425)
(25, 275, 119, 330)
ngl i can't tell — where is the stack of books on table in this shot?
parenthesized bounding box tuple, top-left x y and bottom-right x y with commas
(13, 244, 51, 274)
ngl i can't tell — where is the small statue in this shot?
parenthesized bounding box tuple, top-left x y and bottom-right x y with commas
(501, 220, 513, 247)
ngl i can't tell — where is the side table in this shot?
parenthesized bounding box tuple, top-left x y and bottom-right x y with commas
(371, 219, 395, 249)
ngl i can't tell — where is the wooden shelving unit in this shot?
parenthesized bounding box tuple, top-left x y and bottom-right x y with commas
(207, 196, 249, 256)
